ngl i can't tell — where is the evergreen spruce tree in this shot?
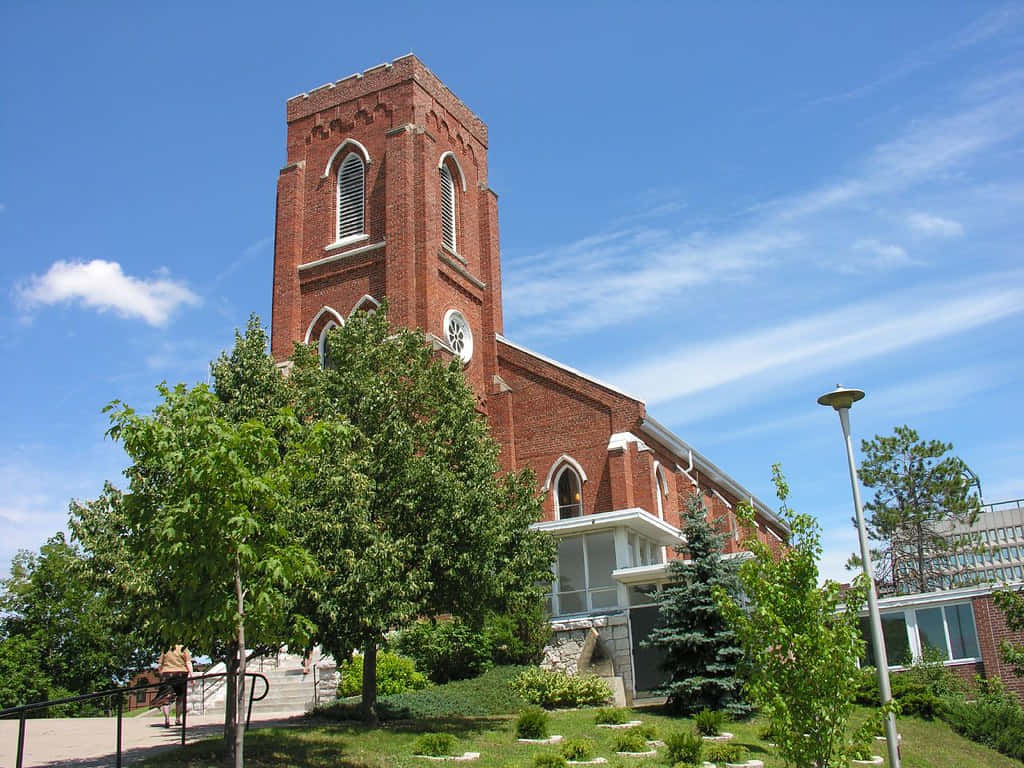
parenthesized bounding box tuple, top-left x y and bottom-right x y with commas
(646, 492, 747, 715)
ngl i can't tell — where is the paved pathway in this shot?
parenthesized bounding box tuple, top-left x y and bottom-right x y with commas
(0, 709, 308, 767)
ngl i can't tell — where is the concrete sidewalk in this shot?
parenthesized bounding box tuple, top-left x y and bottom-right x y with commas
(0, 710, 308, 767)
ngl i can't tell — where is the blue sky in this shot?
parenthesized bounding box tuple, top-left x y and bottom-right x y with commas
(1, 2, 1022, 583)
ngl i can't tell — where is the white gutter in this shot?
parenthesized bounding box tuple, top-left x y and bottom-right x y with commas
(639, 416, 789, 536)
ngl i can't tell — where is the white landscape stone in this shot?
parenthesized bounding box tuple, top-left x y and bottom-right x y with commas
(517, 735, 563, 744)
(414, 752, 481, 762)
(596, 720, 642, 729)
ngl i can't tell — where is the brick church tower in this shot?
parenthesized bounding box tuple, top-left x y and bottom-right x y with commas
(271, 55, 502, 413)
(271, 55, 789, 703)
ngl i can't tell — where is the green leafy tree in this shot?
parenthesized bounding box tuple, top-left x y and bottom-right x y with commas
(285, 304, 554, 723)
(105, 379, 313, 767)
(994, 586, 1024, 677)
(646, 492, 747, 715)
(856, 425, 981, 594)
(0, 533, 153, 712)
(719, 465, 873, 768)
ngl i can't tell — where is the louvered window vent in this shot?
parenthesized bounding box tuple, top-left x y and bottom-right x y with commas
(337, 153, 365, 240)
(440, 164, 456, 252)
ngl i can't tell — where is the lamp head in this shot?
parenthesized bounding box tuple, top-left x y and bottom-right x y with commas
(817, 386, 865, 411)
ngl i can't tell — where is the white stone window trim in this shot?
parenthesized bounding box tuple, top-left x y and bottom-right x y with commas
(442, 308, 473, 364)
(437, 151, 467, 191)
(324, 233, 370, 252)
(652, 462, 669, 521)
(303, 306, 345, 344)
(350, 294, 380, 316)
(320, 138, 372, 179)
(543, 455, 589, 492)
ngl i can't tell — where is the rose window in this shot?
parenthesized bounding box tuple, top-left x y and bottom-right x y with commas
(443, 309, 473, 364)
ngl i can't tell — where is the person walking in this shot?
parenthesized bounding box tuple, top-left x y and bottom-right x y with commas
(155, 644, 193, 727)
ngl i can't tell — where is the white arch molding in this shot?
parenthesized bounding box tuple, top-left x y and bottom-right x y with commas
(437, 151, 467, 192)
(303, 306, 345, 344)
(321, 138, 373, 179)
(350, 294, 381, 316)
(542, 454, 588, 492)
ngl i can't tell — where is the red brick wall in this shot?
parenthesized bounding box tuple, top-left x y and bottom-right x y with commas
(972, 594, 1024, 699)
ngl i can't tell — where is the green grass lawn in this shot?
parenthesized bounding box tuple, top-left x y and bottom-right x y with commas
(137, 705, 1022, 767)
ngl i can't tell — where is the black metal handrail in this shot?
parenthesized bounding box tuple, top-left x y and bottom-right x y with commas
(0, 670, 269, 768)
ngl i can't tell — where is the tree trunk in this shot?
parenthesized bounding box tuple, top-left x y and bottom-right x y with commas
(223, 643, 238, 745)
(361, 639, 379, 726)
(234, 557, 246, 768)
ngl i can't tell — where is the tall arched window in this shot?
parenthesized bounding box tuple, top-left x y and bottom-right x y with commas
(440, 163, 456, 253)
(337, 152, 365, 241)
(319, 321, 339, 370)
(654, 463, 668, 520)
(556, 467, 583, 519)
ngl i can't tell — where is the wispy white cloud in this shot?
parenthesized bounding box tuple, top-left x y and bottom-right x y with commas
(0, 202, 7, 214)
(907, 212, 964, 237)
(606, 274, 1024, 406)
(844, 239, 919, 272)
(504, 227, 803, 336)
(507, 69, 1024, 341)
(16, 260, 199, 327)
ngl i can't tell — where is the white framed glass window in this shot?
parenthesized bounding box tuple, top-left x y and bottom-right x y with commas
(549, 532, 619, 615)
(860, 601, 980, 668)
(442, 309, 473, 364)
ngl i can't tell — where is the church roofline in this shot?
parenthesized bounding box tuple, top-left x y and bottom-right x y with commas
(495, 334, 645, 405)
(639, 416, 790, 537)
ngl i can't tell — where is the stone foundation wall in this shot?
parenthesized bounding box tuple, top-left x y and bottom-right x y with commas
(542, 612, 635, 702)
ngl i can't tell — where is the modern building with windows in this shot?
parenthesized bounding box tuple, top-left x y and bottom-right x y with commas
(269, 55, 789, 702)
(859, 583, 1024, 701)
(944, 499, 1024, 587)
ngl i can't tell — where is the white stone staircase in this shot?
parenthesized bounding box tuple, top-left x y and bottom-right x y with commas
(197, 649, 336, 715)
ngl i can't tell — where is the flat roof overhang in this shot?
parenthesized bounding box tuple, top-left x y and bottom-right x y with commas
(531, 507, 684, 547)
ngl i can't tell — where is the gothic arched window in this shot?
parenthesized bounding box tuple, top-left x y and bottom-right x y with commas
(556, 466, 583, 519)
(318, 321, 339, 369)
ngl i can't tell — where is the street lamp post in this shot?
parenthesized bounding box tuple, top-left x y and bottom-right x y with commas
(817, 386, 901, 768)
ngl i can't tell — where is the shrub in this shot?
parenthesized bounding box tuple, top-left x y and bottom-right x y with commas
(516, 706, 550, 740)
(630, 722, 658, 740)
(664, 730, 703, 765)
(855, 654, 964, 719)
(336, 650, 428, 697)
(413, 732, 457, 757)
(612, 729, 648, 753)
(594, 706, 630, 725)
(704, 741, 745, 763)
(694, 708, 725, 736)
(560, 738, 594, 761)
(511, 667, 612, 708)
(532, 754, 568, 768)
(320, 665, 528, 721)
(757, 721, 780, 743)
(394, 618, 492, 684)
(944, 677, 1024, 761)
(485, 605, 552, 666)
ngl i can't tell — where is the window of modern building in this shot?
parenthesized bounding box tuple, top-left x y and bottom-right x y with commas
(336, 152, 365, 241)
(556, 466, 583, 519)
(860, 601, 980, 668)
(440, 163, 457, 253)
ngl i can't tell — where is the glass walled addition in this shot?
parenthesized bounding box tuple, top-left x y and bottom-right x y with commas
(547, 530, 665, 616)
(860, 601, 980, 668)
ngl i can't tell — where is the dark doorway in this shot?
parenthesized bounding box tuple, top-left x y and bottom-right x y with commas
(629, 606, 668, 694)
